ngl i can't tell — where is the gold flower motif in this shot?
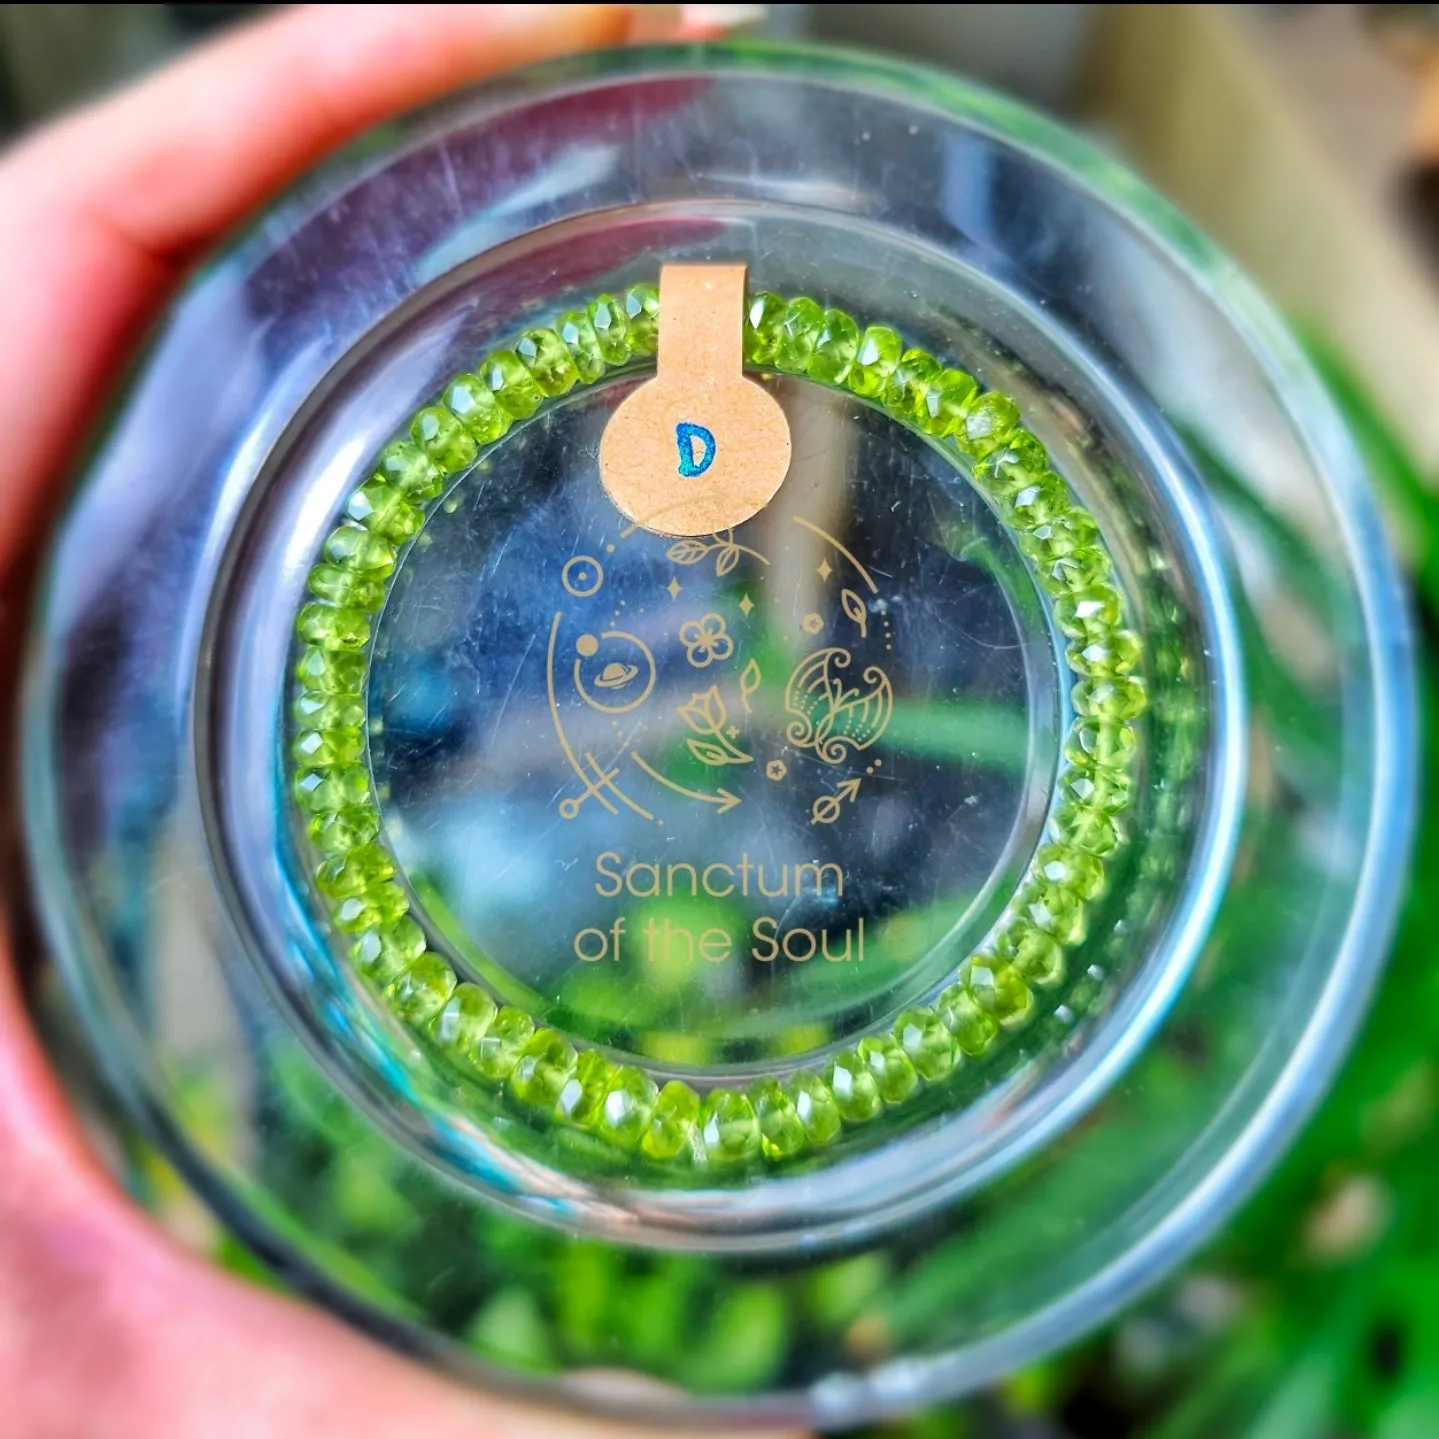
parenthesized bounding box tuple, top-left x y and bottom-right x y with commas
(679, 612, 734, 668)
(766, 759, 788, 782)
(802, 612, 824, 636)
(676, 686, 750, 766)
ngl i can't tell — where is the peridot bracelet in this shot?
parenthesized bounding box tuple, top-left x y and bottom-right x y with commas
(289, 284, 1146, 1170)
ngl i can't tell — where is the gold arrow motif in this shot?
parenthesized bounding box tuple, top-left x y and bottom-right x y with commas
(811, 777, 862, 826)
(631, 753, 742, 813)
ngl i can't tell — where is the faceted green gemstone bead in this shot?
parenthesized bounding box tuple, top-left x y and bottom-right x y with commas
(882, 348, 941, 420)
(774, 296, 825, 374)
(482, 349, 544, 418)
(848, 325, 902, 397)
(293, 765, 370, 815)
(376, 439, 442, 502)
(443, 372, 511, 445)
(596, 1065, 659, 1151)
(1005, 474, 1070, 531)
(1012, 881, 1086, 945)
(1019, 510, 1100, 563)
(410, 407, 476, 476)
(957, 391, 1021, 458)
(474, 1007, 535, 1081)
(1073, 675, 1148, 722)
(346, 480, 422, 543)
(920, 368, 979, 438)
(1055, 584, 1124, 641)
(936, 982, 999, 1056)
(743, 291, 786, 365)
(974, 431, 1049, 499)
(699, 1089, 761, 1164)
(857, 1035, 919, 1105)
(323, 523, 396, 576)
(509, 1029, 578, 1108)
(317, 842, 395, 899)
(1063, 765, 1132, 817)
(557, 310, 606, 382)
(307, 564, 386, 613)
(806, 308, 860, 385)
(516, 327, 579, 396)
(292, 726, 364, 771)
(293, 690, 364, 730)
(294, 645, 365, 696)
(384, 952, 456, 1026)
(351, 915, 427, 986)
(588, 293, 630, 366)
(749, 1078, 806, 1160)
(1035, 842, 1106, 901)
(556, 1050, 613, 1128)
(826, 1050, 882, 1123)
(432, 983, 498, 1062)
(968, 959, 1032, 1025)
(1041, 545, 1110, 594)
(296, 602, 370, 652)
(787, 1071, 842, 1147)
(622, 283, 660, 357)
(893, 1007, 957, 1081)
(333, 880, 409, 933)
(1068, 630, 1142, 679)
(1052, 801, 1121, 856)
(642, 1079, 700, 1161)
(309, 805, 381, 856)
(998, 923, 1065, 986)
(1065, 718, 1138, 770)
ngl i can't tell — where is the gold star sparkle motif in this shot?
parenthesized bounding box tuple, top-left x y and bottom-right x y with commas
(738, 593, 754, 617)
(666, 577, 681, 600)
(817, 558, 833, 581)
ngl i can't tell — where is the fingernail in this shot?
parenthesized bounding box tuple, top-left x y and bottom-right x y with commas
(679, 3, 769, 32)
(629, 4, 768, 41)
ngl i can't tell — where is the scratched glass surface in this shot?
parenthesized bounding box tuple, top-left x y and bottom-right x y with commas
(371, 380, 1056, 1065)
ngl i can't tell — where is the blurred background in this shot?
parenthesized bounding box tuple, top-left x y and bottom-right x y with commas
(8, 5, 1439, 1436)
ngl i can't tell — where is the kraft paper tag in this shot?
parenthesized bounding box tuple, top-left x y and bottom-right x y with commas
(598, 264, 792, 536)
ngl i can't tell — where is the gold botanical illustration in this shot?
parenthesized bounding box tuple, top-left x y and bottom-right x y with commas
(676, 686, 752, 766)
(665, 528, 768, 577)
(784, 648, 894, 765)
(679, 613, 733, 668)
(548, 516, 893, 825)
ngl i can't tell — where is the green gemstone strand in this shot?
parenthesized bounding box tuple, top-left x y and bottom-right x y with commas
(287, 280, 1146, 1171)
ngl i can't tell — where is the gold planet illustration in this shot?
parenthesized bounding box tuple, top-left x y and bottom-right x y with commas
(594, 661, 640, 689)
(571, 629, 656, 714)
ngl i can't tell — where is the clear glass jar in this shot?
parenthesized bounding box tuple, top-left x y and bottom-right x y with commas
(21, 43, 1415, 1428)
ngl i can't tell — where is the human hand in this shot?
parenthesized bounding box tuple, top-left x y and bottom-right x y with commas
(0, 8, 798, 1436)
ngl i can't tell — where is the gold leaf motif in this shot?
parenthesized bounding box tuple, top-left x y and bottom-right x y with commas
(739, 659, 763, 713)
(715, 544, 740, 577)
(667, 538, 711, 565)
(841, 587, 869, 638)
(687, 738, 737, 767)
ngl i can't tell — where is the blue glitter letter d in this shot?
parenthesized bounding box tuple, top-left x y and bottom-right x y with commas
(675, 421, 716, 478)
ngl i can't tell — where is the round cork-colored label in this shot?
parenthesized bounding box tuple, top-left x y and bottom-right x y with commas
(598, 265, 792, 536)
